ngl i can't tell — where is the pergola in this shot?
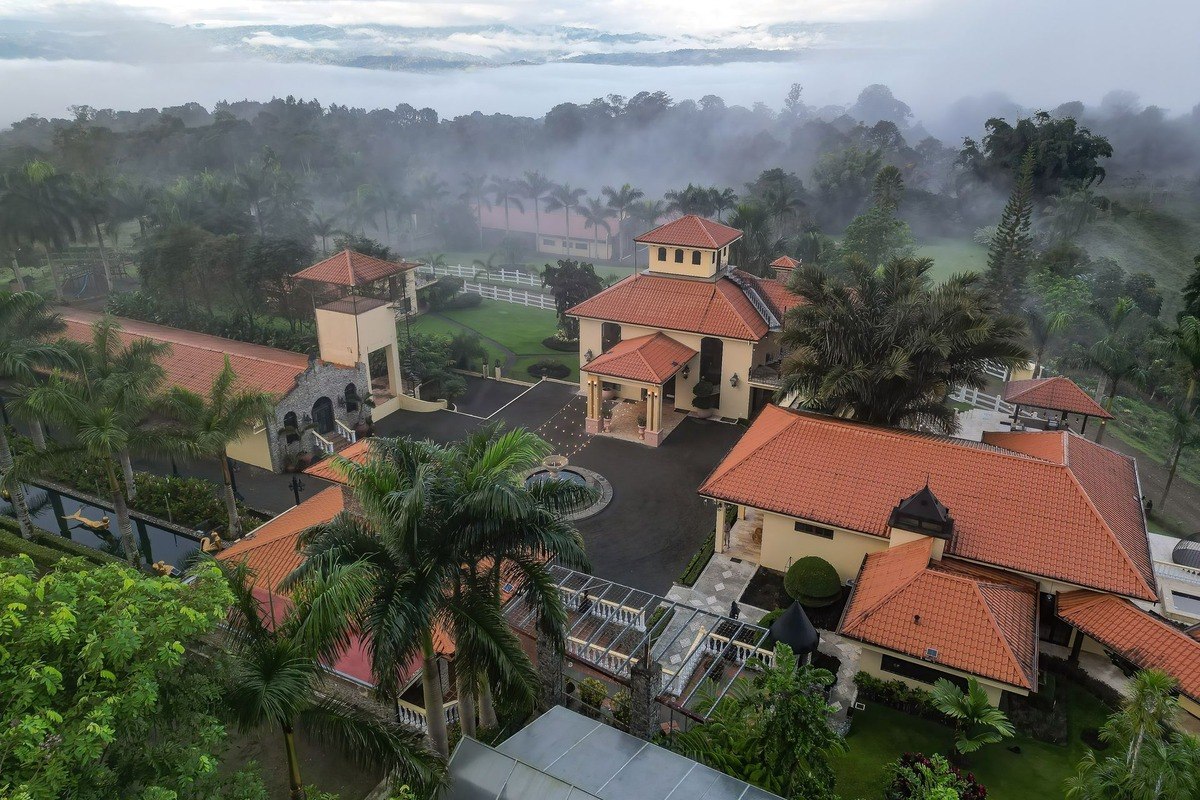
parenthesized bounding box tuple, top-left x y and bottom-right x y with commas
(582, 333, 697, 446)
(1003, 376, 1114, 434)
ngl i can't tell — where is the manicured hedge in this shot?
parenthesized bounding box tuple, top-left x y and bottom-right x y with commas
(527, 359, 571, 379)
(785, 555, 842, 607)
(542, 336, 579, 352)
(677, 532, 715, 587)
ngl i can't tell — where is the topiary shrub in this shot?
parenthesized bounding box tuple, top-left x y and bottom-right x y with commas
(784, 556, 842, 607)
(758, 608, 784, 628)
(691, 380, 717, 410)
(542, 335, 579, 352)
(527, 359, 570, 379)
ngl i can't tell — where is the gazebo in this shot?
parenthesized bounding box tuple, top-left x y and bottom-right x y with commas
(1003, 376, 1114, 434)
(582, 333, 697, 446)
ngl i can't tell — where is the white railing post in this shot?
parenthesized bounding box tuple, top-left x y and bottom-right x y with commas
(336, 420, 357, 443)
(312, 432, 335, 455)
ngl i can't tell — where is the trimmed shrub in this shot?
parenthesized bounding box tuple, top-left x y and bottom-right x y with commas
(445, 292, 482, 310)
(611, 690, 632, 728)
(677, 532, 714, 586)
(542, 335, 579, 352)
(579, 678, 608, 713)
(784, 556, 841, 607)
(854, 672, 942, 721)
(692, 380, 718, 410)
(527, 359, 570, 379)
(758, 608, 784, 628)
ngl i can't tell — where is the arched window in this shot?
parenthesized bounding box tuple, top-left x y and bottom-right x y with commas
(674, 248, 684, 263)
(283, 411, 299, 443)
(344, 383, 359, 412)
(691, 251, 702, 265)
(657, 246, 667, 261)
(601, 322, 622, 353)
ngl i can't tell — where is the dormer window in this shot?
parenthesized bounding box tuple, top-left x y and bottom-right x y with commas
(692, 251, 702, 265)
(674, 248, 684, 263)
(888, 484, 954, 541)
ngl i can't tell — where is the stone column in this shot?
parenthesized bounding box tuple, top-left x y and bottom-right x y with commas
(536, 627, 564, 711)
(628, 646, 663, 741)
(715, 502, 727, 554)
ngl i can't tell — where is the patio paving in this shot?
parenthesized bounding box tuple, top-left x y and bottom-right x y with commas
(667, 554, 767, 622)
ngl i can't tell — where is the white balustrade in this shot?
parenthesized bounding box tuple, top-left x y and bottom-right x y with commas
(312, 432, 335, 456)
(335, 420, 357, 444)
(395, 699, 461, 733)
(704, 630, 776, 670)
(560, 587, 646, 630)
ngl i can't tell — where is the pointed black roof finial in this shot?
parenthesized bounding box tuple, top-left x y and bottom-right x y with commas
(888, 483, 954, 540)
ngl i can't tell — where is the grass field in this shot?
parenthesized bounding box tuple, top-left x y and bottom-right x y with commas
(914, 237, 988, 281)
(830, 682, 1109, 799)
(408, 299, 579, 382)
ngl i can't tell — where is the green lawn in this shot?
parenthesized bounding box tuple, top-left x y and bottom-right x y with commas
(914, 238, 988, 282)
(436, 251, 634, 285)
(408, 299, 579, 382)
(830, 683, 1109, 800)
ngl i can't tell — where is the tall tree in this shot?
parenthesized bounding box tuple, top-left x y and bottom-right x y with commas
(0, 292, 73, 538)
(1172, 315, 1200, 409)
(627, 199, 666, 268)
(728, 203, 782, 276)
(542, 259, 604, 340)
(1025, 303, 1073, 376)
(522, 170, 554, 239)
(779, 258, 1030, 433)
(166, 356, 276, 539)
(0, 160, 81, 301)
(580, 197, 612, 259)
(311, 213, 341, 256)
(221, 559, 445, 800)
(839, 167, 914, 268)
(709, 187, 738, 222)
(288, 430, 591, 757)
(544, 184, 586, 246)
(601, 182, 644, 262)
(1076, 298, 1141, 443)
(460, 173, 490, 249)
(985, 149, 1036, 309)
(1159, 401, 1199, 510)
(487, 177, 525, 236)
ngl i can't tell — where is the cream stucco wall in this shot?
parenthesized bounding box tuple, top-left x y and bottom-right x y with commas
(577, 317, 759, 419)
(536, 235, 612, 261)
(758, 510, 888, 580)
(857, 648, 1019, 704)
(645, 244, 732, 278)
(225, 427, 274, 471)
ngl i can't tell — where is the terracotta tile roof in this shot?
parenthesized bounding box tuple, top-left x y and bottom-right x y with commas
(582, 333, 697, 384)
(699, 405, 1157, 600)
(318, 295, 390, 314)
(1004, 377, 1113, 419)
(980, 431, 1067, 463)
(769, 255, 801, 271)
(58, 308, 311, 398)
(633, 215, 742, 249)
(304, 440, 370, 483)
(293, 249, 418, 287)
(1058, 591, 1200, 702)
(218, 486, 346, 592)
(732, 268, 806, 317)
(568, 273, 769, 340)
(841, 540, 1039, 689)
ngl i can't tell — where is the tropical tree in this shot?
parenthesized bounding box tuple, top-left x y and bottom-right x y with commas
(839, 167, 915, 268)
(664, 183, 716, 216)
(628, 199, 666, 267)
(0, 160, 81, 301)
(580, 197, 612, 258)
(522, 170, 554, 237)
(1046, 187, 1100, 242)
(985, 149, 1036, 309)
(1025, 304, 1073, 376)
(728, 203, 781, 275)
(15, 316, 175, 564)
(73, 172, 120, 291)
(709, 187, 738, 221)
(1075, 299, 1142, 443)
(487, 177, 526, 236)
(311, 213, 342, 256)
(673, 644, 845, 800)
(221, 558, 445, 800)
(288, 428, 592, 757)
(601, 182, 644, 262)
(544, 183, 586, 244)
(1159, 402, 1200, 510)
(0, 291, 74, 537)
(166, 356, 275, 539)
(1066, 670, 1200, 800)
(461, 173, 490, 249)
(929, 677, 1015, 756)
(542, 259, 604, 339)
(1172, 315, 1200, 409)
(778, 258, 1030, 433)
(762, 183, 804, 232)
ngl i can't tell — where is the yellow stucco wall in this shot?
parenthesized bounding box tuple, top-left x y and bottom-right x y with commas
(577, 318, 758, 419)
(857, 648, 1018, 704)
(1181, 696, 1200, 721)
(758, 510, 888, 580)
(225, 427, 274, 471)
(645, 244, 726, 278)
(315, 302, 403, 398)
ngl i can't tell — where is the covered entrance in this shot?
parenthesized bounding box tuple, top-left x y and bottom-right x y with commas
(582, 332, 697, 447)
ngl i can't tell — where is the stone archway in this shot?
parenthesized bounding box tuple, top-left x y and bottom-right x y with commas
(311, 396, 335, 434)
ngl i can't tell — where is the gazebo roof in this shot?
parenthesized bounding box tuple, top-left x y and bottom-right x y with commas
(1003, 376, 1113, 419)
(582, 333, 697, 384)
(292, 249, 419, 287)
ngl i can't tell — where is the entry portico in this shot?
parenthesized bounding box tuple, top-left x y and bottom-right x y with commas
(582, 332, 697, 445)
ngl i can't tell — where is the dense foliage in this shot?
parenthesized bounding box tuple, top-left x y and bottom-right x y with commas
(541, 259, 603, 339)
(884, 752, 988, 800)
(784, 556, 842, 607)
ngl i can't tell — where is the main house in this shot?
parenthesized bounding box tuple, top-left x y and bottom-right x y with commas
(568, 215, 803, 445)
(700, 404, 1200, 716)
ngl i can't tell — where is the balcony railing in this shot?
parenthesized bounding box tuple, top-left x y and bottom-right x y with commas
(395, 698, 460, 733)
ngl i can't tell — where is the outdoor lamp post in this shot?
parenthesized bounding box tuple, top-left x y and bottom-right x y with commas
(288, 475, 305, 507)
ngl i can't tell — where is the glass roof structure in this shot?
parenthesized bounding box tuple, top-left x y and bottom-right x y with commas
(503, 565, 775, 719)
(443, 706, 782, 800)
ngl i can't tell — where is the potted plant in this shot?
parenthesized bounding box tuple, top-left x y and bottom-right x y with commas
(637, 413, 647, 439)
(691, 379, 718, 418)
(347, 389, 376, 438)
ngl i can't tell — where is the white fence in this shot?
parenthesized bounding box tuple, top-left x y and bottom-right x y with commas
(463, 281, 556, 311)
(423, 263, 543, 288)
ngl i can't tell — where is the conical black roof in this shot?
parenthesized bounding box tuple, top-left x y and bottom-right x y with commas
(888, 484, 954, 540)
(769, 601, 819, 655)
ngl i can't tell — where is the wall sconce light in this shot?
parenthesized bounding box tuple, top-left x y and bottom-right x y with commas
(585, 349, 594, 362)
(682, 364, 690, 379)
(729, 373, 740, 388)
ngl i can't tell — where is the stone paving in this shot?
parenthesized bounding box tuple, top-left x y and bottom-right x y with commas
(666, 554, 768, 622)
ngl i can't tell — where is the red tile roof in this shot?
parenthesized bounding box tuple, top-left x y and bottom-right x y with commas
(1058, 591, 1200, 702)
(732, 268, 806, 317)
(293, 249, 418, 287)
(568, 273, 770, 341)
(841, 540, 1039, 689)
(304, 441, 369, 483)
(1004, 377, 1113, 419)
(58, 308, 312, 398)
(634, 215, 742, 249)
(582, 333, 697, 384)
(769, 255, 801, 271)
(699, 406, 1157, 600)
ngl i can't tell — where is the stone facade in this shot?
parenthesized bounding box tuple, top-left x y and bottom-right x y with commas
(269, 359, 369, 471)
(628, 646, 663, 741)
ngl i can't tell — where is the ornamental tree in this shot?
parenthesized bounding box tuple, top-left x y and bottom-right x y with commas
(0, 555, 265, 800)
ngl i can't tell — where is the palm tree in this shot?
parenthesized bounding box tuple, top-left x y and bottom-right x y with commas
(929, 677, 1015, 756)
(601, 183, 644, 262)
(1025, 304, 1072, 376)
(221, 559, 445, 800)
(288, 428, 591, 757)
(74, 172, 118, 292)
(728, 203, 781, 275)
(16, 316, 173, 564)
(1172, 315, 1200, 409)
(762, 184, 804, 232)
(779, 258, 1030, 433)
(488, 178, 526, 236)
(544, 184, 586, 248)
(522, 171, 554, 239)
(311, 213, 342, 256)
(709, 187, 738, 221)
(1160, 402, 1199, 510)
(0, 292, 73, 538)
(0, 160, 82, 301)
(580, 197, 612, 260)
(1081, 334, 1141, 443)
(664, 184, 716, 217)
(236, 168, 268, 237)
(460, 173, 490, 249)
(166, 357, 275, 539)
(627, 199, 665, 268)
